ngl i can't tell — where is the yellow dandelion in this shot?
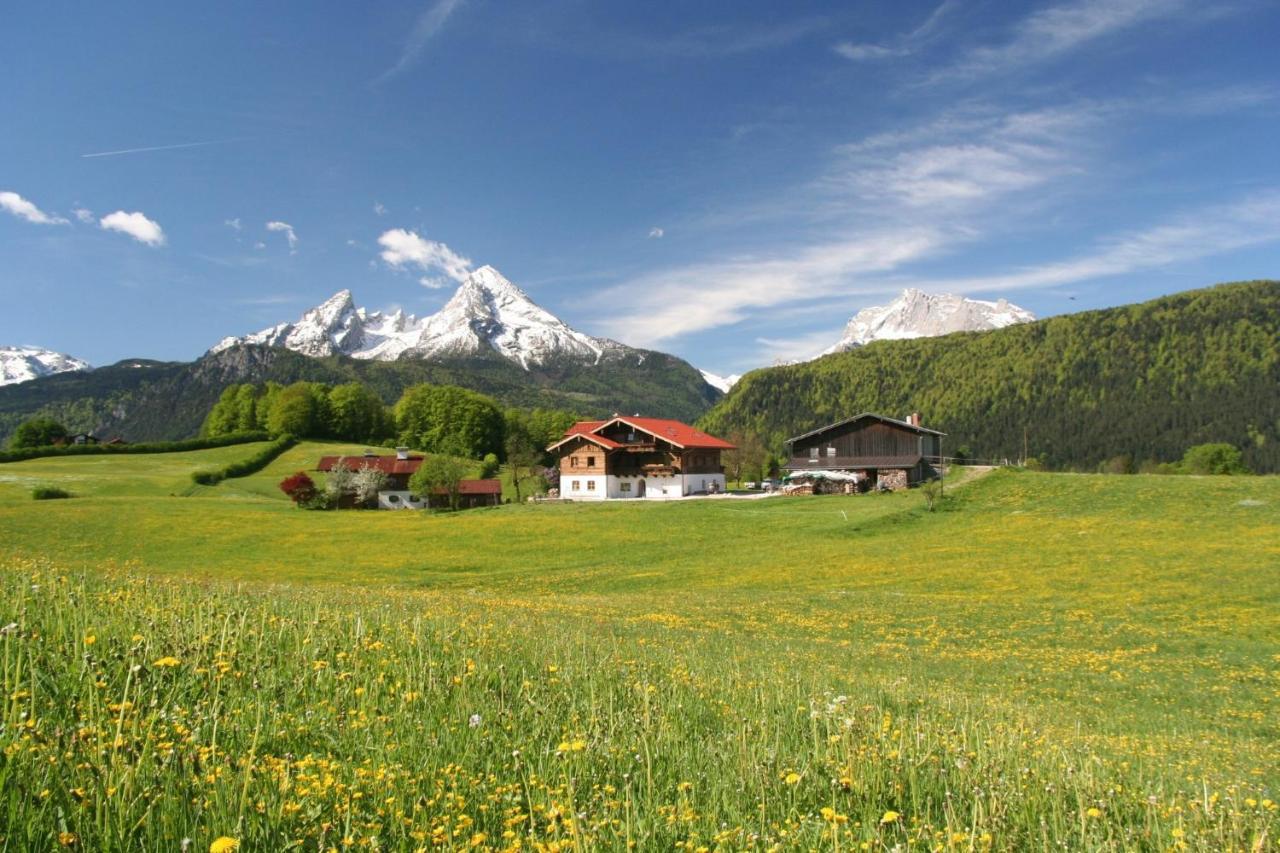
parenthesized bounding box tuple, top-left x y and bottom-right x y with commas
(153, 656, 181, 668)
(880, 810, 900, 825)
(783, 772, 801, 785)
(57, 831, 78, 847)
(1086, 807, 1102, 818)
(83, 635, 96, 646)
(210, 838, 239, 853)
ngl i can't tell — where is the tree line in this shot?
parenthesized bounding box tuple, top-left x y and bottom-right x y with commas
(700, 280, 1280, 473)
(202, 379, 577, 469)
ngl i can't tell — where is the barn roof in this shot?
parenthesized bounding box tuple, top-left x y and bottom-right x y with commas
(449, 479, 503, 496)
(783, 455, 923, 471)
(316, 455, 423, 475)
(786, 413, 945, 444)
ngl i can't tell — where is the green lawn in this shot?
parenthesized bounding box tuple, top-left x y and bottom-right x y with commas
(0, 443, 1276, 850)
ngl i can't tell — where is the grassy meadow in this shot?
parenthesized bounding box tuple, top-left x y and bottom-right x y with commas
(0, 442, 1276, 850)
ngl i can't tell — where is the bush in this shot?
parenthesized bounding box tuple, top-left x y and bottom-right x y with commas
(1180, 443, 1249, 475)
(10, 418, 69, 449)
(0, 431, 271, 464)
(191, 435, 297, 486)
(920, 479, 942, 511)
(479, 453, 500, 479)
(31, 486, 72, 500)
(279, 471, 317, 505)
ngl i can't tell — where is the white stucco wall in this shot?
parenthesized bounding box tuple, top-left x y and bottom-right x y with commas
(378, 490, 426, 510)
(562, 474, 608, 500)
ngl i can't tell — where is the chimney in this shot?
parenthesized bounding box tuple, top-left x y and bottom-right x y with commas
(909, 412, 922, 427)
(395, 446, 409, 460)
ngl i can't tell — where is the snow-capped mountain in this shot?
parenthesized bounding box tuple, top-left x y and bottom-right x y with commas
(699, 370, 741, 393)
(821, 289, 1035, 356)
(210, 265, 631, 370)
(0, 346, 91, 387)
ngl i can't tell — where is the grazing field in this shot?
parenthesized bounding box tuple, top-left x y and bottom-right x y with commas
(0, 444, 1276, 850)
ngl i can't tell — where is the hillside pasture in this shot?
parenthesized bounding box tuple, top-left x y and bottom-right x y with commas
(0, 443, 1276, 849)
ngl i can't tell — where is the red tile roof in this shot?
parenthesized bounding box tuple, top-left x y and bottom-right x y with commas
(554, 417, 735, 451)
(317, 455, 423, 475)
(449, 479, 503, 495)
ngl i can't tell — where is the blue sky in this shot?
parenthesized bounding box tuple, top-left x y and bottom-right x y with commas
(2, 0, 1278, 375)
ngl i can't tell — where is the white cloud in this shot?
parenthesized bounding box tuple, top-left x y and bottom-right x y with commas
(377, 228, 473, 283)
(833, 1, 957, 63)
(834, 42, 905, 61)
(254, 241, 266, 250)
(376, 0, 466, 83)
(419, 276, 450, 289)
(224, 217, 242, 231)
(99, 210, 165, 246)
(73, 207, 94, 224)
(373, 202, 387, 216)
(755, 328, 849, 364)
(935, 0, 1189, 82)
(648, 227, 665, 239)
(0, 191, 68, 225)
(266, 220, 298, 253)
(896, 191, 1280, 295)
(590, 227, 943, 346)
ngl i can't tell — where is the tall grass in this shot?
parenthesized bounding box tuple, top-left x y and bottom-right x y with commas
(1, 560, 1274, 851)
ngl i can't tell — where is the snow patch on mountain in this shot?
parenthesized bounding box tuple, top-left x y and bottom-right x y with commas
(210, 265, 631, 370)
(699, 370, 740, 394)
(821, 289, 1035, 356)
(0, 346, 91, 387)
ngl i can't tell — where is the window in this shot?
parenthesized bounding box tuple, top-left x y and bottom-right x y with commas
(620, 482, 631, 492)
(827, 447, 836, 458)
(587, 456, 596, 467)
(571, 480, 580, 491)
(387, 494, 400, 503)
(809, 447, 819, 460)
(570, 457, 578, 468)
(587, 480, 596, 491)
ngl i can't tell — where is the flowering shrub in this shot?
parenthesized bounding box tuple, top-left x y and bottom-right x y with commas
(278, 471, 317, 505)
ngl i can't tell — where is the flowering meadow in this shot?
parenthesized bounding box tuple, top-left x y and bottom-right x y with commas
(0, 446, 1276, 850)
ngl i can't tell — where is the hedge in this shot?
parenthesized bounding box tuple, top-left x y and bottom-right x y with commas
(32, 486, 73, 500)
(191, 434, 297, 486)
(0, 431, 272, 464)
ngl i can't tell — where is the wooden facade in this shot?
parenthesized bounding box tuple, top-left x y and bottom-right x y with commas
(550, 416, 735, 499)
(785, 413, 944, 489)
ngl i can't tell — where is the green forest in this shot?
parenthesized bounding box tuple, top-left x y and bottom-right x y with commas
(700, 280, 1280, 472)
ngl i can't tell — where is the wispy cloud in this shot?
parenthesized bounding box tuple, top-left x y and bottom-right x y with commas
(648, 227, 665, 239)
(373, 202, 387, 216)
(376, 0, 466, 83)
(590, 227, 943, 346)
(0, 191, 68, 225)
(641, 17, 826, 58)
(224, 218, 242, 231)
(73, 207, 94, 224)
(931, 0, 1190, 82)
(589, 103, 1102, 346)
(266, 220, 298, 253)
(377, 228, 473, 283)
(755, 328, 848, 364)
(80, 138, 243, 158)
(893, 191, 1280, 294)
(99, 210, 166, 247)
(833, 1, 957, 63)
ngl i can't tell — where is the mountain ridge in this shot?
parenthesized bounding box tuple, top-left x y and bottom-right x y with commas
(0, 346, 91, 387)
(211, 265, 636, 370)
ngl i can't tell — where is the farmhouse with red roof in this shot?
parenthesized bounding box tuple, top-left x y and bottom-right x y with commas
(548, 415, 735, 499)
(317, 448, 501, 510)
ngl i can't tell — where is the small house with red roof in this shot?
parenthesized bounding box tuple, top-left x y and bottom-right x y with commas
(548, 415, 735, 499)
(316, 448, 502, 510)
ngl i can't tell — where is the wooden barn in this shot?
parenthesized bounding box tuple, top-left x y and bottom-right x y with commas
(784, 412, 944, 491)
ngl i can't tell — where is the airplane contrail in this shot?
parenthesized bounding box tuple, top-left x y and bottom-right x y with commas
(80, 138, 244, 158)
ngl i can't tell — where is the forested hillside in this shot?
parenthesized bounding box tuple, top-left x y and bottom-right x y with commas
(0, 343, 719, 444)
(700, 281, 1280, 472)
